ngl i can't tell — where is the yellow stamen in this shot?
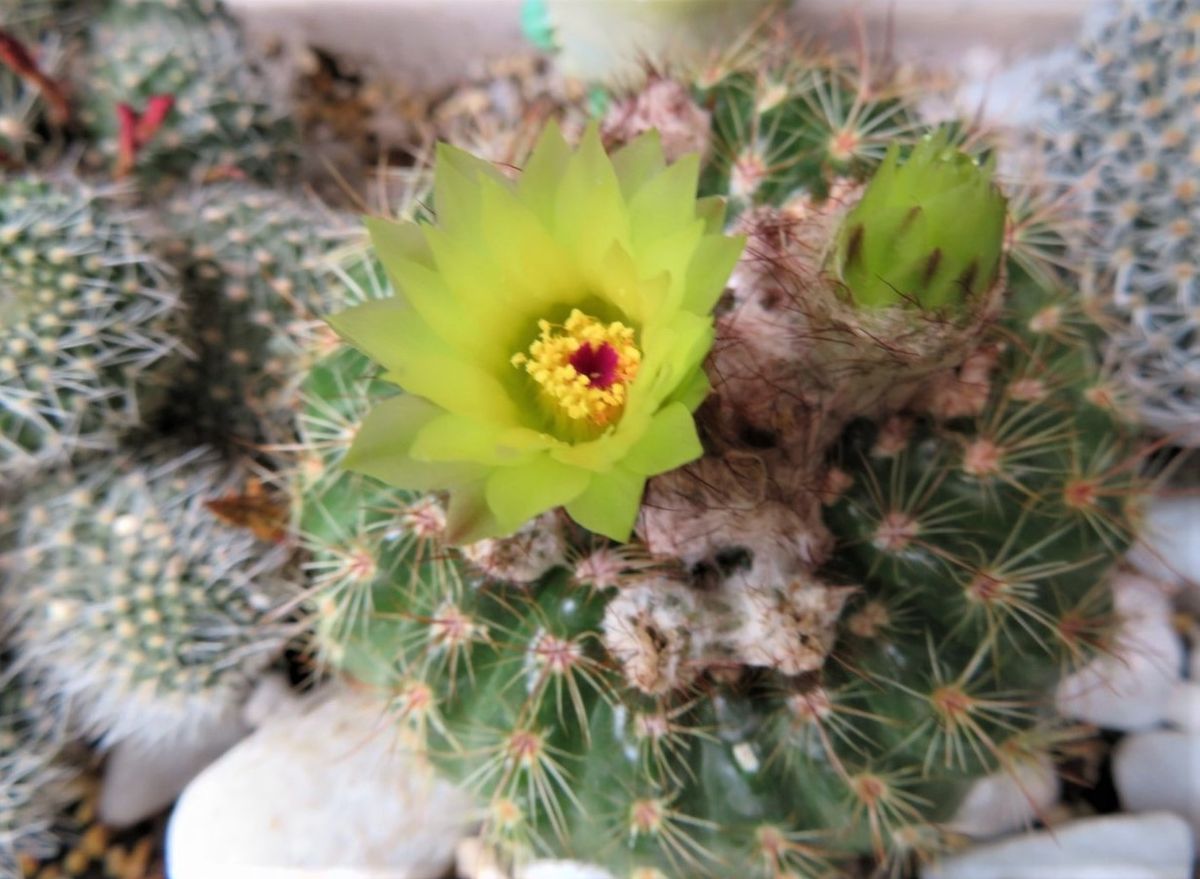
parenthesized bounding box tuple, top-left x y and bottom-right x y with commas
(512, 308, 640, 425)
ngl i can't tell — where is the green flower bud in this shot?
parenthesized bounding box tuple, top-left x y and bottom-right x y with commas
(832, 131, 1007, 310)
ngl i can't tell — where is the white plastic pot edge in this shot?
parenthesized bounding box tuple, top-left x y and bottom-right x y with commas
(227, 0, 1093, 91)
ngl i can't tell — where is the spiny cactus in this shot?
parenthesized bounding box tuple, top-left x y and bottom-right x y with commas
(290, 247, 428, 666)
(80, 0, 295, 188)
(1, 444, 293, 752)
(1041, 0, 1200, 444)
(0, 176, 178, 478)
(0, 664, 78, 874)
(144, 183, 356, 453)
(688, 51, 923, 206)
(301, 56, 1141, 879)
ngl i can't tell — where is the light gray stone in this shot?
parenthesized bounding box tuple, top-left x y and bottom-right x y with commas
(1114, 730, 1200, 838)
(520, 862, 616, 879)
(167, 685, 474, 879)
(923, 812, 1195, 879)
(1128, 497, 1200, 590)
(1164, 680, 1200, 732)
(1056, 573, 1183, 731)
(100, 708, 250, 828)
(946, 754, 1059, 839)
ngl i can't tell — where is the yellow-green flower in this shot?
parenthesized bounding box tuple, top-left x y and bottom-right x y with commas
(328, 123, 744, 543)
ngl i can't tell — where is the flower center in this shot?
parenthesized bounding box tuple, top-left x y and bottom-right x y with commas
(511, 308, 640, 425)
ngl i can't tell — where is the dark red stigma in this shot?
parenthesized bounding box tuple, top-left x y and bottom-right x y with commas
(569, 342, 620, 390)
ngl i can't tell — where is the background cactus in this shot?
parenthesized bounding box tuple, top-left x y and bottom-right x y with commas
(1, 444, 293, 752)
(80, 0, 295, 188)
(144, 183, 356, 455)
(1041, 0, 1200, 445)
(300, 52, 1143, 878)
(0, 176, 178, 478)
(0, 664, 79, 874)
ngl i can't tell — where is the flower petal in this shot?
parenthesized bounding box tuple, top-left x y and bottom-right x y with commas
(332, 299, 521, 425)
(343, 395, 488, 491)
(325, 297, 417, 374)
(668, 366, 711, 411)
(611, 130, 666, 200)
(445, 480, 503, 544)
(630, 312, 715, 410)
(365, 216, 487, 355)
(381, 359, 521, 426)
(682, 232, 745, 315)
(479, 177, 585, 313)
(637, 219, 705, 319)
(598, 242, 669, 325)
(518, 120, 573, 222)
(363, 215, 434, 267)
(629, 153, 701, 247)
(485, 456, 590, 533)
(411, 413, 542, 466)
(555, 124, 629, 277)
(694, 196, 728, 234)
(565, 467, 646, 541)
(620, 402, 703, 476)
(434, 142, 511, 236)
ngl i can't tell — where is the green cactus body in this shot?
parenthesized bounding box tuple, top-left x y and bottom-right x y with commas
(147, 183, 355, 452)
(0, 176, 178, 478)
(1042, 0, 1200, 444)
(302, 58, 1141, 878)
(694, 60, 921, 207)
(1, 444, 292, 751)
(81, 1, 295, 188)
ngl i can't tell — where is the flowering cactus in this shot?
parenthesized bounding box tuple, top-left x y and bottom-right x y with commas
(300, 43, 1142, 879)
(329, 123, 744, 542)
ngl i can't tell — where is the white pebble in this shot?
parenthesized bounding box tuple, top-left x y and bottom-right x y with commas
(922, 812, 1195, 879)
(101, 708, 249, 828)
(1114, 730, 1200, 839)
(1164, 680, 1200, 732)
(1128, 497, 1200, 590)
(1056, 609, 1182, 731)
(946, 754, 1059, 839)
(167, 685, 473, 879)
(519, 862, 616, 879)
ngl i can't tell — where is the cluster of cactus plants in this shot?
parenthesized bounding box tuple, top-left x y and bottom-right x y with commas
(0, 0, 1186, 875)
(0, 0, 313, 869)
(301, 43, 1145, 878)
